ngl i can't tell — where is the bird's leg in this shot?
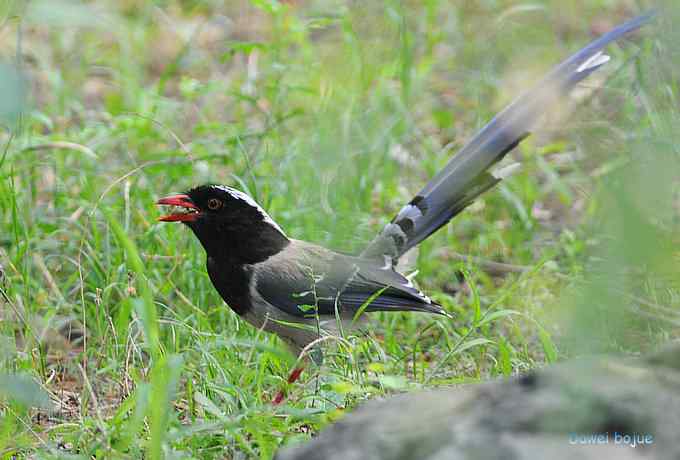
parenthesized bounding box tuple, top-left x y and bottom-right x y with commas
(272, 366, 305, 405)
(272, 344, 323, 405)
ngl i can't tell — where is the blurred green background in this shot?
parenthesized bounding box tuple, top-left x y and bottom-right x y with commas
(0, 0, 676, 458)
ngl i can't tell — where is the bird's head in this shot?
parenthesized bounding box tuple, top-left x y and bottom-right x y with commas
(157, 184, 289, 262)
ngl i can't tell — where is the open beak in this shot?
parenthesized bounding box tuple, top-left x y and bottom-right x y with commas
(156, 194, 201, 222)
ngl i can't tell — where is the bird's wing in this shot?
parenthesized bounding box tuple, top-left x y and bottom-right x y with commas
(361, 12, 653, 263)
(251, 240, 447, 318)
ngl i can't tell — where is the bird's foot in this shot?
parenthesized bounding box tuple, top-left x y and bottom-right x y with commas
(272, 366, 305, 405)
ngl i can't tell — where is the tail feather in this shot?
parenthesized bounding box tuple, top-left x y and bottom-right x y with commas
(362, 12, 653, 262)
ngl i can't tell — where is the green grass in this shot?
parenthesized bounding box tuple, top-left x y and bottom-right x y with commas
(0, 0, 677, 458)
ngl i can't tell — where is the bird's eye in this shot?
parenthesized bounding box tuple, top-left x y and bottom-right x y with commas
(207, 198, 222, 210)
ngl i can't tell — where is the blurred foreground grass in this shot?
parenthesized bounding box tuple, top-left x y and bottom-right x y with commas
(0, 1, 677, 458)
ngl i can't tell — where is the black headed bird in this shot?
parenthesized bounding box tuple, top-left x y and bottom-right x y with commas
(157, 14, 650, 395)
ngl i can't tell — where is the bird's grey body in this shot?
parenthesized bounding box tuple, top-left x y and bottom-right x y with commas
(240, 241, 340, 353)
(241, 283, 324, 355)
(238, 239, 438, 352)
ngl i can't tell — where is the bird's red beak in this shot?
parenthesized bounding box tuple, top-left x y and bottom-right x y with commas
(156, 194, 201, 222)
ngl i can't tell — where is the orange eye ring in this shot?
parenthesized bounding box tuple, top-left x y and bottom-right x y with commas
(207, 198, 222, 210)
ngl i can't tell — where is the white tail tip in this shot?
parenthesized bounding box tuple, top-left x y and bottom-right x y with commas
(492, 162, 522, 180)
(577, 51, 611, 73)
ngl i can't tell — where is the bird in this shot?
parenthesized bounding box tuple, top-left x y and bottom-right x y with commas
(157, 14, 651, 401)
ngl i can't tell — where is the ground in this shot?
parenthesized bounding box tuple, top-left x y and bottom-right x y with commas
(0, 1, 677, 459)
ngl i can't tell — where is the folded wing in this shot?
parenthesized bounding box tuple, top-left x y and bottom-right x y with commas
(252, 241, 447, 318)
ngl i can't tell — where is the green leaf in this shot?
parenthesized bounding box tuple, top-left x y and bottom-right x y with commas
(226, 41, 268, 54)
(0, 62, 27, 128)
(377, 374, 408, 390)
(329, 381, 358, 395)
(477, 309, 521, 328)
(270, 318, 319, 333)
(193, 390, 226, 419)
(539, 329, 558, 363)
(111, 384, 150, 452)
(460, 268, 481, 323)
(103, 208, 159, 358)
(147, 354, 184, 460)
(497, 339, 512, 377)
(250, 0, 283, 14)
(453, 338, 494, 356)
(352, 286, 388, 324)
(0, 374, 51, 409)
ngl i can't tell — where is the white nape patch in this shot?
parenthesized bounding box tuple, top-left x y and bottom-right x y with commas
(576, 51, 610, 73)
(492, 162, 521, 180)
(212, 185, 287, 236)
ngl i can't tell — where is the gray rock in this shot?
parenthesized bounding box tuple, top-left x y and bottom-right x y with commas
(277, 348, 680, 460)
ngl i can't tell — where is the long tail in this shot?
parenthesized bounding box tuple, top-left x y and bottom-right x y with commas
(362, 12, 653, 263)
